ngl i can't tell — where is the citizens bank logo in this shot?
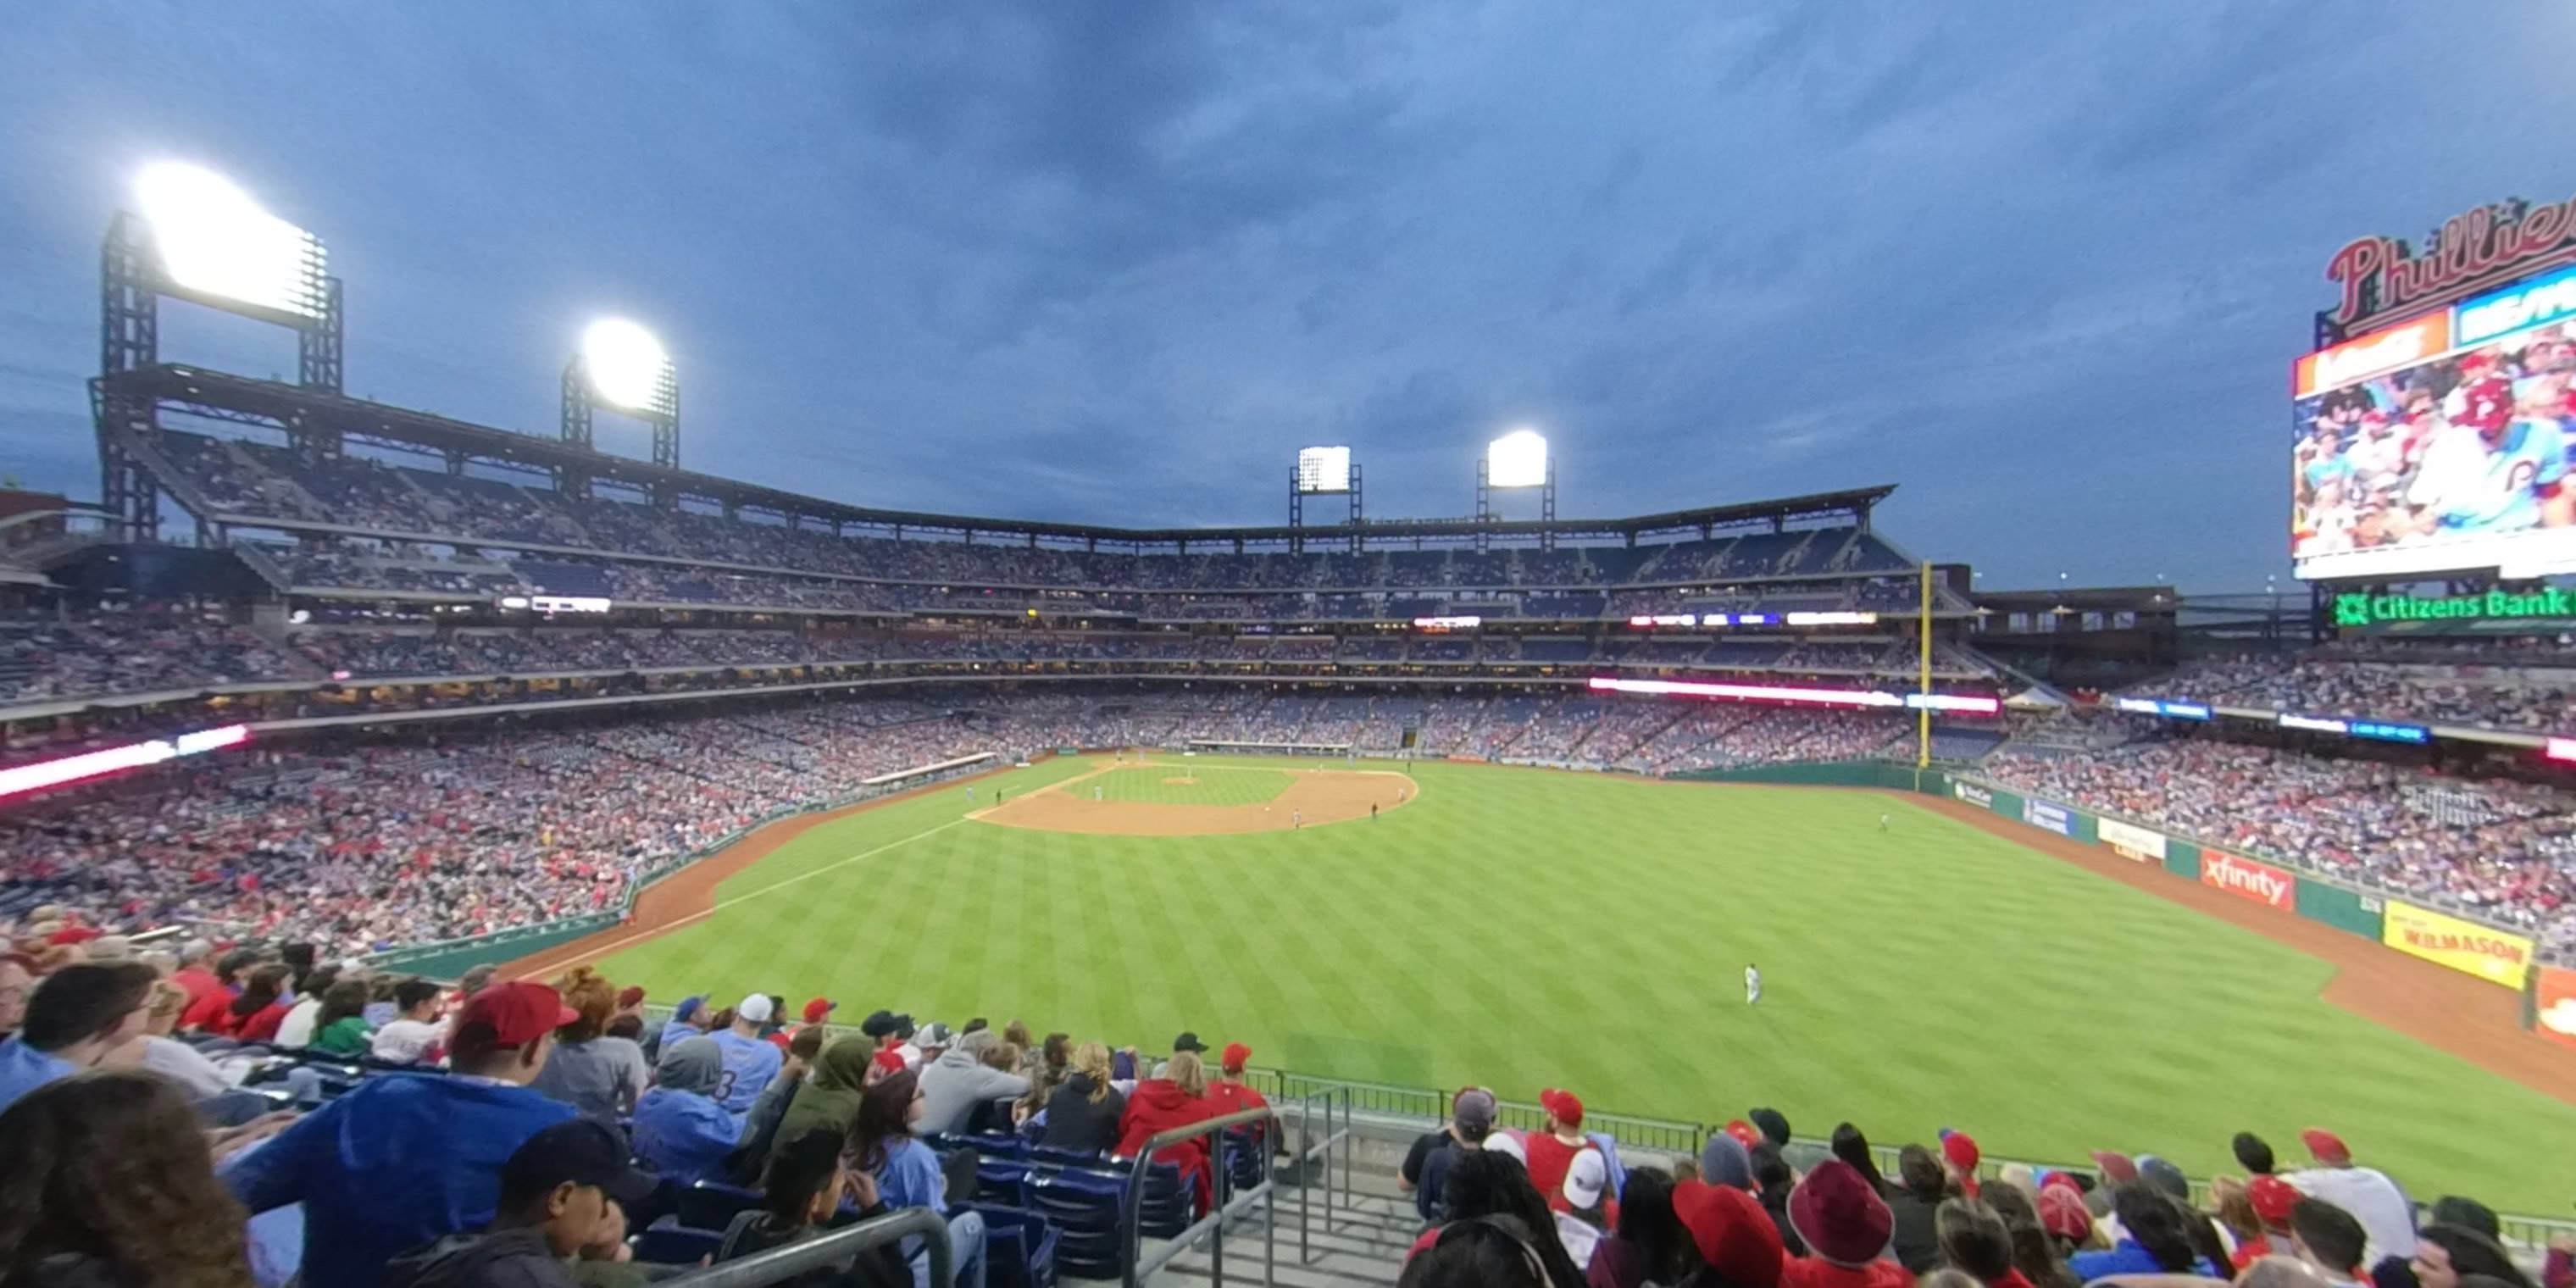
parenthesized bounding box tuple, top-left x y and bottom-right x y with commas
(2333, 594, 2371, 628)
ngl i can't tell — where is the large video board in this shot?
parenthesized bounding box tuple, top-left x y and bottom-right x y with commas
(2294, 247, 2576, 581)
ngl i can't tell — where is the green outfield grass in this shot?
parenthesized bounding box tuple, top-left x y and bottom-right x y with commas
(601, 755, 2576, 1210)
(1091, 763, 1295, 806)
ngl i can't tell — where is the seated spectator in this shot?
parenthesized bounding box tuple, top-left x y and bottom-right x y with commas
(167, 938, 225, 1023)
(1979, 1183, 2074, 1288)
(2068, 1186, 2223, 1281)
(383, 1118, 658, 1288)
(0, 961, 158, 1111)
(275, 964, 343, 1050)
(219, 963, 293, 1044)
(1118, 1049, 1218, 1213)
(1750, 1142, 1807, 1257)
(731, 1024, 825, 1185)
(1888, 1145, 1949, 1272)
(308, 978, 378, 1058)
(1404, 1088, 1498, 1223)
(1557, 1150, 1614, 1269)
(717, 1127, 907, 1288)
(710, 994, 785, 1121)
(1524, 1089, 1598, 1214)
(846, 1070, 986, 1288)
(182, 949, 261, 1033)
(134, 977, 252, 1110)
(2286, 1130, 2417, 1265)
(529, 969, 647, 1125)
(0, 1070, 258, 1288)
(1406, 1149, 1589, 1288)
(225, 980, 582, 1288)
(2409, 1224, 2533, 1288)
(371, 979, 449, 1065)
(648, 995, 708, 1063)
(2290, 1199, 2373, 1288)
(1036, 1041, 1125, 1156)
(1405, 1215, 1568, 1288)
(1203, 1041, 1270, 1136)
(767, 1035, 872, 1172)
(918, 1027, 1030, 1138)
(1782, 1159, 1909, 1288)
(631, 1036, 741, 1187)
(1671, 1176, 1785, 1288)
(1585, 1166, 1694, 1288)
(1935, 1198, 2024, 1288)
(0, 952, 31, 1042)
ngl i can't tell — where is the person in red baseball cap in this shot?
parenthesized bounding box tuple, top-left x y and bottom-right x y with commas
(228, 980, 582, 1288)
(2285, 1127, 2416, 1267)
(1524, 1088, 1599, 1212)
(1202, 1041, 1271, 1153)
(1939, 1129, 1982, 1199)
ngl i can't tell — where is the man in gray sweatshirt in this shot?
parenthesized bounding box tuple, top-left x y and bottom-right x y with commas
(917, 1028, 1033, 1136)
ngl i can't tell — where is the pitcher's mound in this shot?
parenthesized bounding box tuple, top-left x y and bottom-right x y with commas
(982, 769, 1414, 836)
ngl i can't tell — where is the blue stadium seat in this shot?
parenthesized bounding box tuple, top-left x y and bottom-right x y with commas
(673, 1180, 764, 1231)
(630, 1225, 725, 1266)
(1135, 1160, 1191, 1240)
(1026, 1169, 1125, 1280)
(1028, 1145, 1106, 1170)
(967, 1203, 1060, 1288)
(975, 1159, 1032, 1206)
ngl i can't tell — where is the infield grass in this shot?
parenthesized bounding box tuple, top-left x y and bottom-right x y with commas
(601, 755, 2576, 1210)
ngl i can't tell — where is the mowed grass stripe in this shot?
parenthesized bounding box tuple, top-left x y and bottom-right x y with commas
(599, 756, 2576, 1210)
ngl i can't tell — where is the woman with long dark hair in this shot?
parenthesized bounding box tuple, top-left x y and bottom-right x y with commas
(0, 1071, 257, 1288)
(2067, 1186, 2220, 1280)
(1582, 1167, 1698, 1288)
(1410, 1150, 1589, 1288)
(2412, 1224, 2534, 1288)
(1979, 1181, 2077, 1288)
(1829, 1124, 1889, 1195)
(221, 963, 292, 1043)
(847, 1071, 986, 1288)
(308, 979, 376, 1057)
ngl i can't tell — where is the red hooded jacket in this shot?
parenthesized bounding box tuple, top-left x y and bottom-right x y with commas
(1117, 1079, 1216, 1212)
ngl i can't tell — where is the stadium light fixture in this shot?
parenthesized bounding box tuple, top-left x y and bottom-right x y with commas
(1486, 429, 1549, 489)
(580, 319, 673, 414)
(131, 162, 327, 320)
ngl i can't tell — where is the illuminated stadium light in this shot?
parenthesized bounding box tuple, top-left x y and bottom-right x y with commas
(0, 724, 250, 802)
(1485, 430, 1549, 489)
(132, 162, 327, 320)
(1587, 674, 2001, 714)
(580, 319, 675, 414)
(1296, 446, 1352, 494)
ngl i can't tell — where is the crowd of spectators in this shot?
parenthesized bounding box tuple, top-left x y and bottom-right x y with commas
(0, 608, 308, 704)
(2151, 653, 2576, 734)
(159, 430, 1924, 596)
(1984, 738, 2576, 955)
(1, 932, 2559, 1288)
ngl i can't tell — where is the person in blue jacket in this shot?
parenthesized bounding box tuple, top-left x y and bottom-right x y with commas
(224, 980, 580, 1288)
(847, 1069, 986, 1288)
(2068, 1186, 2223, 1282)
(633, 1036, 742, 1186)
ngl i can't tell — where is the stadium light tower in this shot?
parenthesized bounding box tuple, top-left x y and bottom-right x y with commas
(99, 162, 343, 539)
(1477, 428, 1557, 552)
(563, 318, 680, 469)
(1288, 446, 1363, 553)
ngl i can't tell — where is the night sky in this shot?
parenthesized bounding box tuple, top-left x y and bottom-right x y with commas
(1, 3, 2566, 591)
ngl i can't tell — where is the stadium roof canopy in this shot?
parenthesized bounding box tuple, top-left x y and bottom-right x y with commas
(109, 364, 1895, 551)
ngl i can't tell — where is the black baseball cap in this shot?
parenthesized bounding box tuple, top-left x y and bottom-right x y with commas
(861, 1010, 914, 1040)
(1173, 1031, 1209, 1053)
(502, 1119, 658, 1208)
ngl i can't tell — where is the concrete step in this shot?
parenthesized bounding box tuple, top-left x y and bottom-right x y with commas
(1079, 1168, 1424, 1288)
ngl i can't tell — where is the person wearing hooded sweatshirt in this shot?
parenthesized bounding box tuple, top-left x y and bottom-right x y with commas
(1887, 1145, 1950, 1273)
(1781, 1159, 1912, 1288)
(633, 1036, 743, 1187)
(1038, 1041, 1126, 1156)
(765, 1035, 877, 1173)
(918, 1028, 1032, 1138)
(1117, 1049, 1219, 1214)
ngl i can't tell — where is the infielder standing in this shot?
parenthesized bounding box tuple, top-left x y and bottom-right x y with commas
(1879, 812, 1890, 832)
(1745, 963, 1762, 1005)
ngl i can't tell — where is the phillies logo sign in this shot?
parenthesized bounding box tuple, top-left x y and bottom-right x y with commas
(2326, 195, 2576, 332)
(2201, 852, 2294, 910)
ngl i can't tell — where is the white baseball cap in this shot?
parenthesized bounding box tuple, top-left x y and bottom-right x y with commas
(1482, 1130, 1527, 1163)
(1564, 1148, 1607, 1209)
(737, 994, 775, 1024)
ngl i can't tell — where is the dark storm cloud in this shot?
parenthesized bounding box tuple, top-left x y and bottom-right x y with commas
(0, 2, 2568, 590)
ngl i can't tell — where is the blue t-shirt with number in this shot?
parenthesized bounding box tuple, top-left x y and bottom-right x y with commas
(708, 1028, 782, 1119)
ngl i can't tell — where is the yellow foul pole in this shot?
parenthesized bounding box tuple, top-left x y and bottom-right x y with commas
(1918, 561, 1933, 769)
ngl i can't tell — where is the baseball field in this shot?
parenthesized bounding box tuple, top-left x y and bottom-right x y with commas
(541, 754, 2576, 1210)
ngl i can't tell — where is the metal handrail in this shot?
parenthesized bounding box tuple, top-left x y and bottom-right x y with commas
(651, 1207, 949, 1288)
(1119, 1105, 1280, 1288)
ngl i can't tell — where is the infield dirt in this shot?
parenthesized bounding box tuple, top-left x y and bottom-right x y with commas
(976, 764, 1413, 836)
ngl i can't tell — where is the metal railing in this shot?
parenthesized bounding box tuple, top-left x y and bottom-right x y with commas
(652, 1207, 948, 1288)
(1112, 1088, 1357, 1288)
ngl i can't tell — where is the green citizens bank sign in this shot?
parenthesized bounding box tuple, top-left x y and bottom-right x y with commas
(2333, 587, 2576, 632)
